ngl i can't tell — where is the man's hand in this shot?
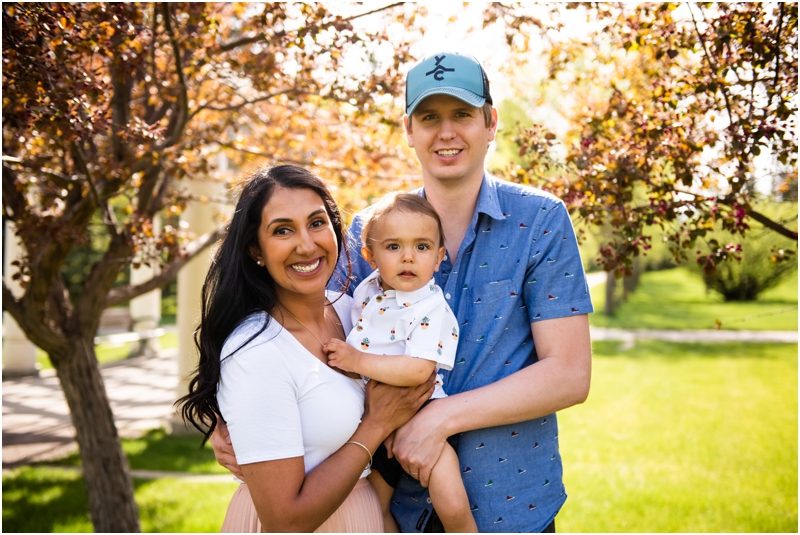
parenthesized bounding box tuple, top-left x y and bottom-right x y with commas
(390, 401, 449, 488)
(323, 338, 363, 374)
(210, 417, 244, 480)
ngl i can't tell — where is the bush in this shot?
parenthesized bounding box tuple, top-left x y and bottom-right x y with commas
(693, 202, 797, 301)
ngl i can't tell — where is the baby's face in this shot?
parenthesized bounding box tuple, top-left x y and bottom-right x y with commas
(362, 210, 445, 293)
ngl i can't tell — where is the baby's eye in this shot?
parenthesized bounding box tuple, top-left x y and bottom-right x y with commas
(386, 243, 400, 250)
(416, 243, 430, 251)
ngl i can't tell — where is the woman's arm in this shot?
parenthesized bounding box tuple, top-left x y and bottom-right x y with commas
(236, 377, 434, 532)
(324, 338, 436, 386)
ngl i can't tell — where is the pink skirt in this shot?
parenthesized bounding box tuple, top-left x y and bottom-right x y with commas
(221, 477, 384, 533)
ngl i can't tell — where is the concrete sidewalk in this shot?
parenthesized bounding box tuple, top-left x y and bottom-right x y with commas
(2, 348, 181, 469)
(3, 327, 797, 471)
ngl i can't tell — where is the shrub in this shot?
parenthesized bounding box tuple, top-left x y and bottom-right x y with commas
(693, 202, 797, 301)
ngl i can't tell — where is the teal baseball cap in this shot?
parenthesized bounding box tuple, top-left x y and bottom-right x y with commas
(405, 51, 493, 116)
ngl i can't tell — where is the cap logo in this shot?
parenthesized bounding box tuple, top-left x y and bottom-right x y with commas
(425, 55, 455, 81)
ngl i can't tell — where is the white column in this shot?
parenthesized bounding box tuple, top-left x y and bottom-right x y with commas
(3, 221, 39, 377)
(130, 215, 162, 355)
(172, 163, 229, 433)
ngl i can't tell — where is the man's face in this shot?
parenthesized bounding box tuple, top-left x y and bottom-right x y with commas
(405, 94, 497, 185)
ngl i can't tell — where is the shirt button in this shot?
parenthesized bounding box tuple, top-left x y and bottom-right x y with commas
(445, 293, 451, 299)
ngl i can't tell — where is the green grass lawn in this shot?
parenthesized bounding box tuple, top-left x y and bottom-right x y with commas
(5, 341, 797, 532)
(589, 267, 798, 331)
(2, 429, 234, 532)
(2, 467, 238, 532)
(558, 340, 798, 532)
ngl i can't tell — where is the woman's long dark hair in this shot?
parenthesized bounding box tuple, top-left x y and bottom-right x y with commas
(177, 164, 351, 443)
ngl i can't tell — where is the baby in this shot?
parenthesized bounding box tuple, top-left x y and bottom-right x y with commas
(324, 193, 477, 533)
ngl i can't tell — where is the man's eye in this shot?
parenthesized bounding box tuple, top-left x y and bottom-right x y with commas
(422, 114, 437, 121)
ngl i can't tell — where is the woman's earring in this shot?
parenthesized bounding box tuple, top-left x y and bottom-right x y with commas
(256, 259, 263, 266)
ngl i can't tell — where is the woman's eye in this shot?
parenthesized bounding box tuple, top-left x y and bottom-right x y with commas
(274, 227, 291, 235)
(310, 218, 326, 228)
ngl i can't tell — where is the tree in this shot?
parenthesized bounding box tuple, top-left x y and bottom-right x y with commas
(2, 3, 417, 530)
(484, 2, 797, 275)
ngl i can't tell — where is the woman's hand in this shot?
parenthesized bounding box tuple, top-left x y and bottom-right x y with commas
(210, 417, 244, 480)
(362, 371, 435, 439)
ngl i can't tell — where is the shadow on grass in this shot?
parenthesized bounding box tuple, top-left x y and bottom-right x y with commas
(2, 467, 235, 532)
(592, 340, 792, 361)
(2, 467, 92, 532)
(55, 428, 225, 474)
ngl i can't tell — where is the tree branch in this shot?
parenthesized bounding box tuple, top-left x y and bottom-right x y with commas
(105, 225, 228, 307)
(768, 2, 785, 111)
(212, 2, 404, 54)
(2, 162, 27, 219)
(3, 280, 66, 354)
(746, 208, 798, 241)
(161, 2, 190, 148)
(70, 141, 119, 233)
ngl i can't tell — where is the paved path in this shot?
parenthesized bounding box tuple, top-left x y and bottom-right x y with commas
(3, 349, 181, 469)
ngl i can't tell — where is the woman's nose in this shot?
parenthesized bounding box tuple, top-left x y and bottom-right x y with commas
(295, 229, 316, 254)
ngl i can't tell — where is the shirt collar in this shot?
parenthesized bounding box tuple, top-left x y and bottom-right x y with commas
(414, 172, 507, 222)
(365, 270, 437, 307)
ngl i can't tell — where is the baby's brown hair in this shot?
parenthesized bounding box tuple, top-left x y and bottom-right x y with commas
(361, 193, 445, 250)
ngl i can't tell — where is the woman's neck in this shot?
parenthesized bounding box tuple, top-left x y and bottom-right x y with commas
(273, 289, 328, 328)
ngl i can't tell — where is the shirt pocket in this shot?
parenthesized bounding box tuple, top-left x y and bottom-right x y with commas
(462, 279, 514, 345)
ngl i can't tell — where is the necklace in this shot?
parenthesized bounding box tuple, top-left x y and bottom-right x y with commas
(278, 302, 363, 386)
(279, 303, 335, 347)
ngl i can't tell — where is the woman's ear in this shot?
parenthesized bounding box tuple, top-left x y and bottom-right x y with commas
(248, 245, 264, 267)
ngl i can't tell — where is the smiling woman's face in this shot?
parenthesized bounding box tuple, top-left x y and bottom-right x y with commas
(250, 186, 338, 304)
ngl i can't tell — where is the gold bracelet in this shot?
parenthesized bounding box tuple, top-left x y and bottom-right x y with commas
(346, 441, 373, 470)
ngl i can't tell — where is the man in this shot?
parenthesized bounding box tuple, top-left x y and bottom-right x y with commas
(214, 51, 593, 532)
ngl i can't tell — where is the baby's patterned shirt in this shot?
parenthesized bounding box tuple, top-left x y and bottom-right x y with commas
(347, 270, 458, 399)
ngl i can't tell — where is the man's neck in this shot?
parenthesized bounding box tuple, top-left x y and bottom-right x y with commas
(422, 170, 484, 263)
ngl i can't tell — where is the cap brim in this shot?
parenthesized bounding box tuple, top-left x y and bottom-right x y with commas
(406, 87, 486, 116)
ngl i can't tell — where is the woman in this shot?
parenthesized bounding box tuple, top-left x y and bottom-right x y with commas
(179, 165, 433, 532)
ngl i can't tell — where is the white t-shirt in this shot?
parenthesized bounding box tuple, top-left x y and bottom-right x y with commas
(217, 291, 368, 477)
(347, 270, 458, 399)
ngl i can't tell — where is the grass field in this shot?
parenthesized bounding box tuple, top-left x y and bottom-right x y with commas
(4, 341, 797, 532)
(589, 267, 798, 331)
(558, 340, 798, 532)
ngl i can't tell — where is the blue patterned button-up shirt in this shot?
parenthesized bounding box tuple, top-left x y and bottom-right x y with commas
(331, 173, 594, 532)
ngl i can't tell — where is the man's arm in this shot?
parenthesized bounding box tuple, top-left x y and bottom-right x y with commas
(391, 314, 591, 487)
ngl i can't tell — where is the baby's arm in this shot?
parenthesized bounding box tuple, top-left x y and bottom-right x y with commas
(323, 338, 435, 387)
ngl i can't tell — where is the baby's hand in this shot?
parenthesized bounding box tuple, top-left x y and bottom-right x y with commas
(323, 338, 362, 373)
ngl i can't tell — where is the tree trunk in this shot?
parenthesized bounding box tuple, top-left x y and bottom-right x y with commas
(604, 270, 617, 315)
(53, 336, 140, 532)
